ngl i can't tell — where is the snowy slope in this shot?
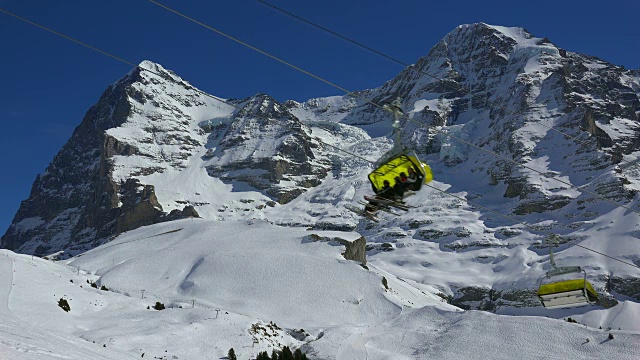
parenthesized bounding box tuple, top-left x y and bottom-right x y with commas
(2, 220, 640, 359)
(0, 253, 138, 359)
(68, 219, 403, 327)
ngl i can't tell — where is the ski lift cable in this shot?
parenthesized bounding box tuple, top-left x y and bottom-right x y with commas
(1, 7, 638, 271)
(0, 8, 139, 68)
(255, 0, 414, 70)
(145, 0, 352, 95)
(144, 0, 640, 218)
(255, 0, 640, 177)
(0, 6, 371, 166)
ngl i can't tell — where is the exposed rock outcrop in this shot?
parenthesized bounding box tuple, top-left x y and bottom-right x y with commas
(204, 94, 331, 204)
(1, 65, 203, 256)
(304, 234, 367, 265)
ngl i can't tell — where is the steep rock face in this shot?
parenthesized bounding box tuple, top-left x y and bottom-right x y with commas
(2, 69, 137, 255)
(203, 94, 331, 204)
(424, 24, 640, 215)
(1, 62, 333, 255)
(0, 64, 207, 255)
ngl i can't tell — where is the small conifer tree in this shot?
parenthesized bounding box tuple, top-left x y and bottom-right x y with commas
(271, 349, 279, 360)
(281, 346, 294, 360)
(228, 347, 237, 360)
(58, 298, 70, 312)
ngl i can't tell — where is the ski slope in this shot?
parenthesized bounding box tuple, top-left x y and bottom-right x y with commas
(0, 253, 137, 360)
(2, 220, 640, 359)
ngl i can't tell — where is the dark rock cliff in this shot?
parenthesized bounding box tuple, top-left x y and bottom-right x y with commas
(1, 66, 198, 256)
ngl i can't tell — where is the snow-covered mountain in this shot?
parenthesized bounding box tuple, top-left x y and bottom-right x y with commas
(2, 22, 640, 315)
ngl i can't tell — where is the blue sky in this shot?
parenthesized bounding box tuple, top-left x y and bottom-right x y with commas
(1, 0, 639, 233)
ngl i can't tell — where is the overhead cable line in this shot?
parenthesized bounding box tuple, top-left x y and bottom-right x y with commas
(255, 0, 419, 71)
(145, 0, 352, 94)
(255, 0, 640, 179)
(1, 6, 637, 271)
(0, 8, 138, 67)
(0, 7, 367, 165)
(145, 0, 640, 218)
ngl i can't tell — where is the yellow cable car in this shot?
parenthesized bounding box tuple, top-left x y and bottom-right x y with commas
(537, 235, 599, 309)
(367, 152, 433, 194)
(538, 268, 598, 309)
(355, 98, 433, 219)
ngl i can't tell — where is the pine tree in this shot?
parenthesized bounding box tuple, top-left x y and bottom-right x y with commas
(271, 349, 279, 360)
(293, 348, 303, 360)
(228, 348, 237, 360)
(281, 346, 294, 360)
(58, 298, 71, 312)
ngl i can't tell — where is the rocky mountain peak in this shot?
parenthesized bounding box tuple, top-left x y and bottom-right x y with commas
(137, 60, 191, 86)
(1, 59, 337, 255)
(205, 93, 331, 204)
(0, 60, 221, 255)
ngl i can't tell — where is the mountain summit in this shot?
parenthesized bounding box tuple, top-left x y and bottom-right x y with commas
(1, 60, 333, 255)
(2, 24, 640, 307)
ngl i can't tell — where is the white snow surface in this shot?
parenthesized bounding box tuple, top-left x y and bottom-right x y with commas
(2, 219, 640, 359)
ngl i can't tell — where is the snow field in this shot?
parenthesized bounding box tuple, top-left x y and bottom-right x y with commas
(69, 219, 401, 327)
(2, 215, 640, 359)
(0, 252, 138, 360)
